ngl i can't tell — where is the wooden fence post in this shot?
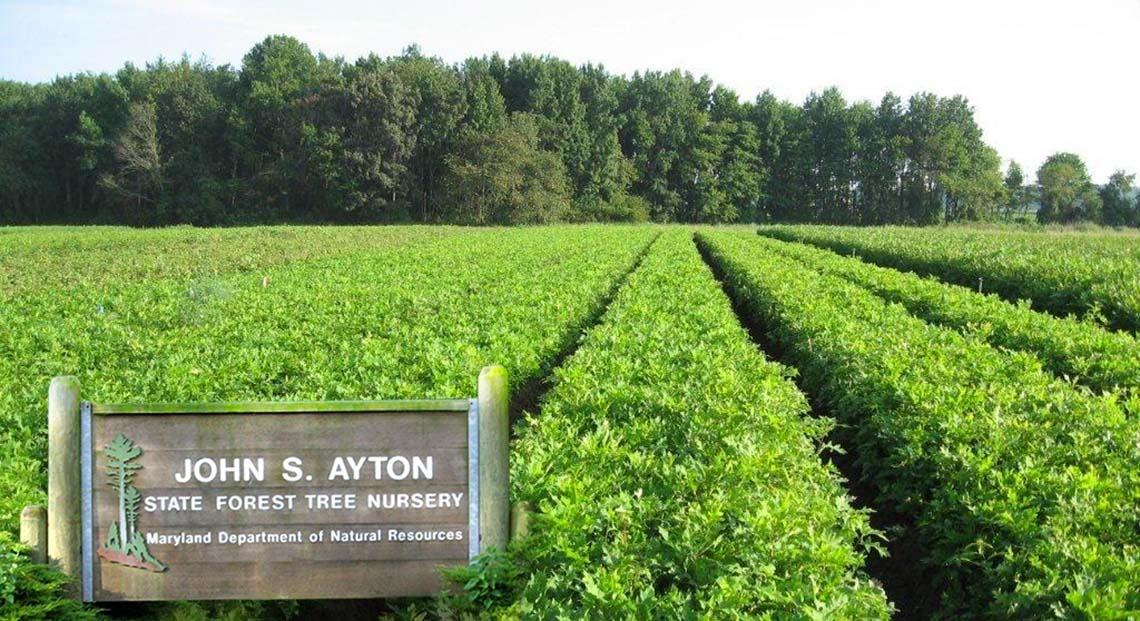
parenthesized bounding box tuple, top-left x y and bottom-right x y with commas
(477, 365, 509, 553)
(510, 501, 532, 541)
(47, 376, 82, 596)
(20, 505, 48, 564)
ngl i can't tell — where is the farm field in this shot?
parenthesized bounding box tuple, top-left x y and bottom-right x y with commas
(492, 232, 890, 617)
(0, 226, 656, 531)
(0, 226, 462, 297)
(760, 224, 1140, 333)
(2, 224, 1139, 619)
(748, 233, 1140, 394)
(698, 230, 1140, 618)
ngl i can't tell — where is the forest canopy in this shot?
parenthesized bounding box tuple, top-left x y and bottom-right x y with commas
(1, 35, 1135, 227)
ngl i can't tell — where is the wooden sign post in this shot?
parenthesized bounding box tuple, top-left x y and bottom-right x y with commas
(41, 366, 509, 602)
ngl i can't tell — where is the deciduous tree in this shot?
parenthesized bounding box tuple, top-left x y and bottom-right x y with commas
(99, 101, 164, 224)
(1036, 152, 1102, 223)
(1100, 170, 1136, 226)
(442, 113, 570, 224)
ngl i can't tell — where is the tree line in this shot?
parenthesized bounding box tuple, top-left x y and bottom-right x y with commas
(1, 35, 1137, 227)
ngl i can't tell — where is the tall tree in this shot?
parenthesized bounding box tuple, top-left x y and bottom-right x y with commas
(1036, 152, 1102, 223)
(236, 35, 323, 215)
(941, 142, 1004, 221)
(857, 93, 906, 224)
(459, 57, 507, 133)
(0, 81, 52, 222)
(39, 74, 130, 219)
(802, 88, 858, 223)
(114, 57, 239, 224)
(381, 47, 466, 222)
(704, 86, 761, 222)
(442, 113, 570, 224)
(896, 93, 1002, 223)
(751, 91, 804, 222)
(618, 70, 713, 221)
(1002, 160, 1032, 220)
(99, 101, 163, 223)
(499, 55, 607, 208)
(1099, 170, 1137, 226)
(300, 63, 418, 220)
(1, 37, 1019, 227)
(573, 63, 632, 212)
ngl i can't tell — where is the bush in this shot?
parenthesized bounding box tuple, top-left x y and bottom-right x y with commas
(568, 193, 652, 223)
(0, 533, 101, 620)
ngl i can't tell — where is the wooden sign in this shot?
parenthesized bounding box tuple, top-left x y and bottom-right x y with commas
(43, 367, 510, 602)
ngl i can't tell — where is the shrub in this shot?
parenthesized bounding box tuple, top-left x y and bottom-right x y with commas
(0, 533, 101, 620)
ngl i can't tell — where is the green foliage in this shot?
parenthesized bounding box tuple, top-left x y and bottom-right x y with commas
(459, 57, 507, 134)
(699, 230, 1140, 618)
(1036, 152, 1103, 224)
(1001, 160, 1034, 221)
(750, 91, 801, 222)
(1100, 170, 1138, 227)
(761, 224, 1140, 332)
(95, 58, 252, 225)
(0, 533, 101, 620)
(303, 62, 418, 219)
(384, 47, 467, 222)
(97, 101, 163, 224)
(144, 600, 300, 621)
(757, 90, 1006, 225)
(855, 93, 907, 224)
(70, 111, 107, 174)
(441, 113, 571, 224)
(617, 70, 716, 222)
(704, 86, 762, 223)
(1, 222, 1136, 619)
(8, 35, 1115, 227)
(751, 234, 1140, 394)
(496, 54, 623, 208)
(0, 226, 451, 297)
(0, 226, 656, 619)
(801, 87, 859, 222)
(444, 232, 890, 617)
(438, 548, 523, 612)
(235, 35, 326, 217)
(569, 192, 652, 223)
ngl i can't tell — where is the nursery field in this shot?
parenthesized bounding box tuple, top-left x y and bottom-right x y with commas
(698, 231, 1140, 618)
(2, 224, 1139, 619)
(760, 224, 1140, 333)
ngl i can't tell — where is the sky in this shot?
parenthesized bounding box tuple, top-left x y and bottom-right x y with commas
(1, 0, 1137, 182)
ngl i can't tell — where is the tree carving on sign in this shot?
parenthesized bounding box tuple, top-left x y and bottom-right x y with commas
(98, 433, 166, 572)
